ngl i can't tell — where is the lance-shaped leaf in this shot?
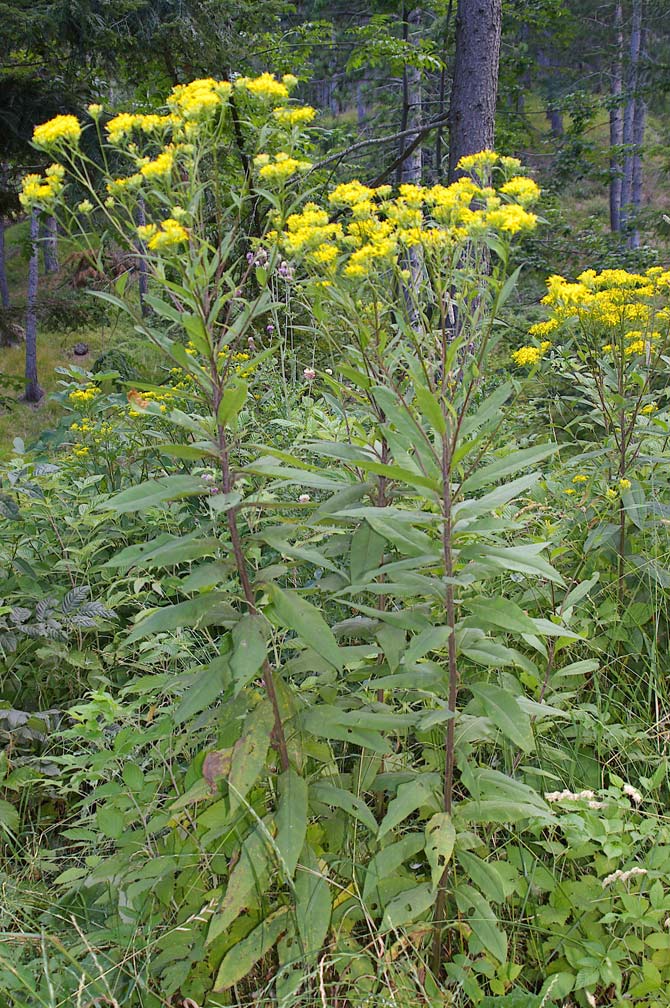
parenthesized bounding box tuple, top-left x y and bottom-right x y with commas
(214, 908, 290, 991)
(267, 585, 343, 671)
(98, 474, 208, 513)
(275, 770, 308, 879)
(125, 593, 237, 644)
(425, 813, 456, 888)
(228, 701, 274, 813)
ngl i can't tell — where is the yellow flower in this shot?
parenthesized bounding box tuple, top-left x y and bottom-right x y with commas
(169, 78, 230, 119)
(641, 402, 657, 415)
(606, 488, 618, 500)
(88, 103, 103, 118)
(457, 149, 498, 174)
(273, 106, 316, 126)
(499, 175, 541, 206)
(19, 172, 62, 209)
(69, 386, 101, 405)
(257, 152, 312, 184)
(33, 114, 81, 148)
(619, 478, 631, 490)
(528, 318, 559, 338)
(572, 474, 588, 483)
(140, 147, 175, 180)
(564, 488, 576, 495)
(511, 345, 545, 367)
(236, 72, 290, 101)
(486, 204, 537, 234)
(146, 217, 189, 250)
(106, 112, 139, 143)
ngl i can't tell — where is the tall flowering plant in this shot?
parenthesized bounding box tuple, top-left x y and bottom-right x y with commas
(22, 94, 586, 1004)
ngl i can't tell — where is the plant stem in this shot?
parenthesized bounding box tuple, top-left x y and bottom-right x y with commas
(431, 423, 459, 975)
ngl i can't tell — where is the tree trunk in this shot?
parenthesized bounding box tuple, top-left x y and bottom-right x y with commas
(42, 215, 59, 273)
(609, 1, 624, 232)
(0, 218, 9, 309)
(448, 0, 502, 181)
(629, 88, 646, 248)
(401, 8, 423, 186)
(620, 0, 642, 234)
(23, 209, 43, 403)
(435, 0, 454, 177)
(136, 197, 149, 317)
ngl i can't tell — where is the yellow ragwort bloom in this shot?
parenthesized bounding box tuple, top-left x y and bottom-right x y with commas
(33, 114, 81, 148)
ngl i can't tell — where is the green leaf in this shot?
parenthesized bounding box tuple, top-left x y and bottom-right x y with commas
(173, 658, 231, 725)
(460, 443, 557, 493)
(275, 770, 308, 879)
(295, 846, 331, 956)
(207, 824, 271, 944)
(311, 783, 378, 834)
(302, 708, 391, 755)
(96, 805, 123, 840)
(99, 474, 208, 513)
(267, 585, 343, 671)
(0, 798, 19, 834)
(104, 532, 220, 571)
(469, 683, 534, 752)
(126, 593, 237, 644)
(455, 884, 507, 963)
(228, 701, 274, 813)
(457, 851, 508, 904)
(230, 615, 267, 693)
(381, 882, 434, 932)
(217, 381, 248, 427)
(362, 834, 425, 906)
(378, 778, 439, 840)
(425, 813, 456, 888)
(466, 598, 538, 636)
(350, 522, 386, 584)
(214, 909, 289, 991)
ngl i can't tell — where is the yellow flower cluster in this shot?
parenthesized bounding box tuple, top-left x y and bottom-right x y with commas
(273, 106, 316, 126)
(69, 385, 101, 406)
(255, 152, 312, 183)
(140, 147, 175, 180)
(273, 154, 540, 281)
(19, 164, 65, 209)
(33, 114, 81, 148)
(169, 78, 232, 119)
(105, 112, 177, 144)
(236, 72, 297, 101)
(138, 218, 189, 251)
(511, 341, 551, 367)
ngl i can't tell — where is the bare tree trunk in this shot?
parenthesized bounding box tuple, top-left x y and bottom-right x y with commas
(546, 106, 564, 137)
(42, 215, 59, 273)
(23, 209, 43, 403)
(136, 196, 149, 317)
(0, 218, 9, 309)
(448, 0, 502, 180)
(620, 0, 642, 235)
(435, 0, 454, 177)
(401, 8, 423, 185)
(609, 1, 624, 232)
(629, 88, 645, 248)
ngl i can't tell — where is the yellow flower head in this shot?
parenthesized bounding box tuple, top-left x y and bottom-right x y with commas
(140, 147, 175, 180)
(33, 114, 81, 148)
(236, 72, 290, 101)
(641, 402, 657, 415)
(499, 175, 541, 207)
(146, 217, 189, 251)
(273, 105, 316, 126)
(619, 478, 631, 491)
(572, 474, 588, 483)
(511, 344, 546, 367)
